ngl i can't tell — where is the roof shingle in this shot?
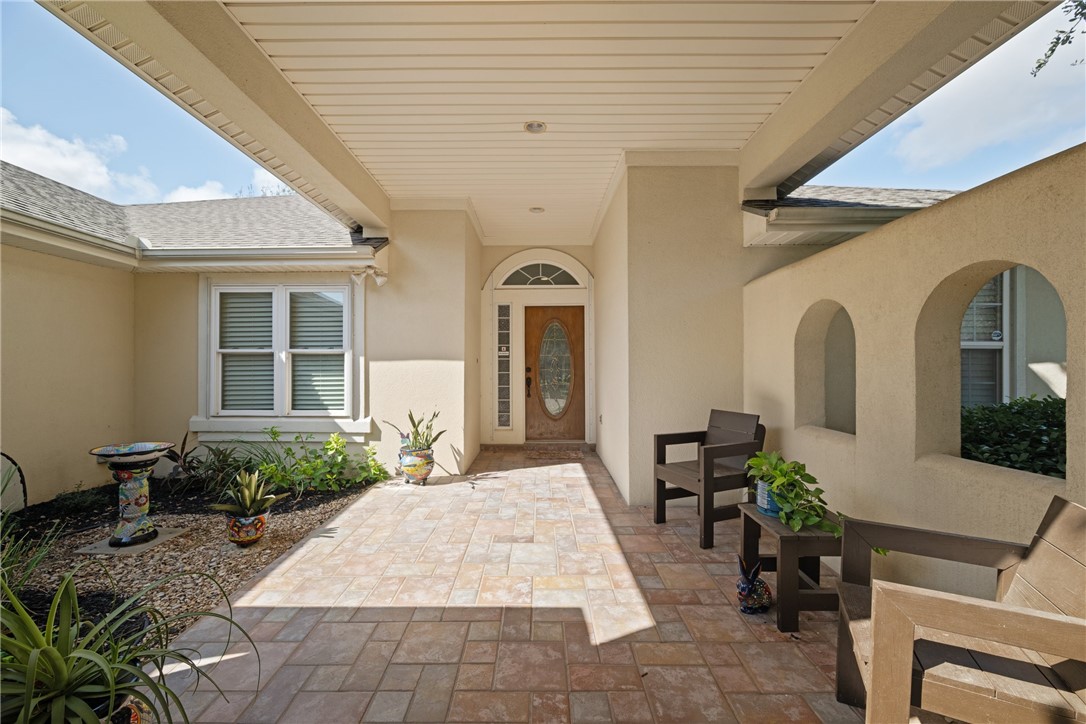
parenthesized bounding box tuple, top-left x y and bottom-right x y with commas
(0, 161, 131, 244)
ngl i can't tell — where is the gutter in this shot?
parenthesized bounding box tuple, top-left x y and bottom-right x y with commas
(1, 208, 378, 273)
(0, 208, 138, 269)
(139, 245, 376, 273)
(740, 204, 924, 247)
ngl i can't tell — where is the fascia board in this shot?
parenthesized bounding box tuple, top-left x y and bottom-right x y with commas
(0, 211, 138, 269)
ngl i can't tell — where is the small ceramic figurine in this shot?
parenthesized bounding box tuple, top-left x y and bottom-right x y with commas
(736, 556, 773, 614)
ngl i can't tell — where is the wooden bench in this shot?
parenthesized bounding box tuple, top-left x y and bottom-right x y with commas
(836, 495, 1086, 723)
(653, 410, 765, 549)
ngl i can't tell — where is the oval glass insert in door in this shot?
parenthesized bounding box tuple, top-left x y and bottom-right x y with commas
(538, 320, 574, 417)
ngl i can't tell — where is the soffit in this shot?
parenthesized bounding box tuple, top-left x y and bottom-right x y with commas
(220, 0, 875, 245)
(48, 1, 1053, 246)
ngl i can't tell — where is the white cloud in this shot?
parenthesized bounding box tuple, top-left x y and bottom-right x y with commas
(163, 180, 232, 203)
(0, 107, 160, 202)
(250, 166, 293, 196)
(889, 10, 1086, 172)
(0, 108, 250, 205)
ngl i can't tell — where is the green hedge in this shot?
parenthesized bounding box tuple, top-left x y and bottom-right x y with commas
(961, 396, 1066, 479)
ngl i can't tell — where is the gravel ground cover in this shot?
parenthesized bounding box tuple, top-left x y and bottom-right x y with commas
(10, 483, 368, 633)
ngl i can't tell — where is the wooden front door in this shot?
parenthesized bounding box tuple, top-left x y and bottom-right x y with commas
(525, 305, 586, 441)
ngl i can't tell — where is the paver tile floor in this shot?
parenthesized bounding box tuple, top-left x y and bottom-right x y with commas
(167, 450, 860, 723)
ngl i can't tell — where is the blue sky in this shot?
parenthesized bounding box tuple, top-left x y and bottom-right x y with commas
(1, 1, 1083, 202)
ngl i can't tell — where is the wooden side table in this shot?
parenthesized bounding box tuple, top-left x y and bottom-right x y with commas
(738, 503, 841, 632)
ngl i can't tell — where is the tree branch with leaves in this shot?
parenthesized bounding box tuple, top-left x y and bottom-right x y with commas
(1033, 0, 1086, 76)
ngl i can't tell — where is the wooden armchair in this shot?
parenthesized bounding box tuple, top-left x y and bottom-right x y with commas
(836, 495, 1086, 723)
(653, 409, 765, 549)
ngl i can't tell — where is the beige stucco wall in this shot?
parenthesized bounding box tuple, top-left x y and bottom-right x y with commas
(0, 244, 135, 503)
(592, 175, 631, 497)
(463, 219, 482, 468)
(134, 273, 200, 443)
(623, 164, 820, 506)
(367, 209, 478, 474)
(824, 308, 857, 434)
(1019, 266, 1067, 398)
(743, 145, 1085, 597)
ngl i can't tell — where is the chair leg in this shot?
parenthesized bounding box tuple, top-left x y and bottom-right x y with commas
(654, 478, 666, 524)
(836, 618, 866, 708)
(698, 490, 713, 549)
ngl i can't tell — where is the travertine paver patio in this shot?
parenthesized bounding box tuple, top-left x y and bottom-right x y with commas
(166, 450, 860, 723)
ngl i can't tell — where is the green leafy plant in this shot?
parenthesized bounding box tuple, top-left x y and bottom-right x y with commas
(356, 444, 391, 485)
(386, 411, 446, 451)
(249, 429, 362, 496)
(1, 570, 251, 723)
(182, 444, 253, 495)
(745, 451, 842, 537)
(961, 395, 1066, 478)
(1, 468, 60, 596)
(210, 471, 288, 517)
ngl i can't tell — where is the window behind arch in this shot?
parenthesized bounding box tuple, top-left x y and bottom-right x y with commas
(501, 263, 579, 287)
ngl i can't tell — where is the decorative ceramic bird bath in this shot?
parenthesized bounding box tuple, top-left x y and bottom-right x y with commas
(88, 442, 174, 547)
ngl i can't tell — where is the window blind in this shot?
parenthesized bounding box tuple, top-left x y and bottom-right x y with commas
(220, 292, 273, 348)
(292, 355, 345, 410)
(290, 291, 344, 349)
(222, 354, 275, 410)
(962, 348, 1000, 407)
(219, 292, 274, 410)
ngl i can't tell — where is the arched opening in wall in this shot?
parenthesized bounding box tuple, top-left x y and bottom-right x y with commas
(794, 299, 856, 434)
(916, 262, 1067, 478)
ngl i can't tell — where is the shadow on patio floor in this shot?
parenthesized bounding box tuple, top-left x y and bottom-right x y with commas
(165, 450, 859, 723)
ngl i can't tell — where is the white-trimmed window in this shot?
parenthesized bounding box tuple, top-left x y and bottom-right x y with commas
(213, 285, 350, 416)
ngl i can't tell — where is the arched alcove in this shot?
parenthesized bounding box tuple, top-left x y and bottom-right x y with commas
(916, 261, 1067, 477)
(795, 299, 856, 434)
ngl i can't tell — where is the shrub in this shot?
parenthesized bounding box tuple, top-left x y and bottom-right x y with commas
(961, 396, 1066, 478)
(223, 429, 391, 497)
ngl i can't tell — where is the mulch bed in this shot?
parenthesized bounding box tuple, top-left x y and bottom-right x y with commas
(7, 480, 369, 635)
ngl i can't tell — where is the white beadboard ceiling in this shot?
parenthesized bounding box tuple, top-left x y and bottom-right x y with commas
(224, 0, 873, 244)
(46, 1, 1053, 245)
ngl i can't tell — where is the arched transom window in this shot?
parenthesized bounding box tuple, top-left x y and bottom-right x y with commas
(501, 263, 579, 287)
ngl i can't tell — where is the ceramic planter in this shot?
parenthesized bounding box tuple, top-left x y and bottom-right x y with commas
(226, 513, 267, 546)
(399, 447, 435, 485)
(755, 480, 782, 517)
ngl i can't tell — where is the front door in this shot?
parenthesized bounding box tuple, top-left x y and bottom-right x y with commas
(524, 305, 586, 440)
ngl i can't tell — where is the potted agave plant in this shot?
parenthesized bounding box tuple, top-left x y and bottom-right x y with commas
(386, 410, 445, 485)
(210, 470, 288, 546)
(1, 570, 248, 723)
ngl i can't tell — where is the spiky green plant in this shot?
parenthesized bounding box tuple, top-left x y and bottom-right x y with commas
(1, 570, 251, 723)
(385, 410, 446, 451)
(1, 466, 60, 596)
(209, 471, 288, 517)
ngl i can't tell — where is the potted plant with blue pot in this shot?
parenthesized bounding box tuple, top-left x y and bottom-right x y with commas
(744, 451, 841, 536)
(386, 411, 445, 485)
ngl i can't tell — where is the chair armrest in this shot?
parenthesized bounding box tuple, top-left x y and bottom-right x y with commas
(840, 517, 1028, 586)
(867, 579, 1086, 722)
(654, 430, 707, 463)
(699, 440, 763, 464)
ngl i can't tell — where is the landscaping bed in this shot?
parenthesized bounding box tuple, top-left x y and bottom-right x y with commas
(7, 481, 369, 634)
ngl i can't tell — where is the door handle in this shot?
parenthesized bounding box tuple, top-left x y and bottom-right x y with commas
(526, 367, 532, 398)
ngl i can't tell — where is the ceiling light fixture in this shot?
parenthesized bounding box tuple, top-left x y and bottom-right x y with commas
(529, 207, 545, 214)
(524, 121, 547, 134)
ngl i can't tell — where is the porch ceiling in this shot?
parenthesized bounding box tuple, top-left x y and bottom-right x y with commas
(47, 1, 1052, 245)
